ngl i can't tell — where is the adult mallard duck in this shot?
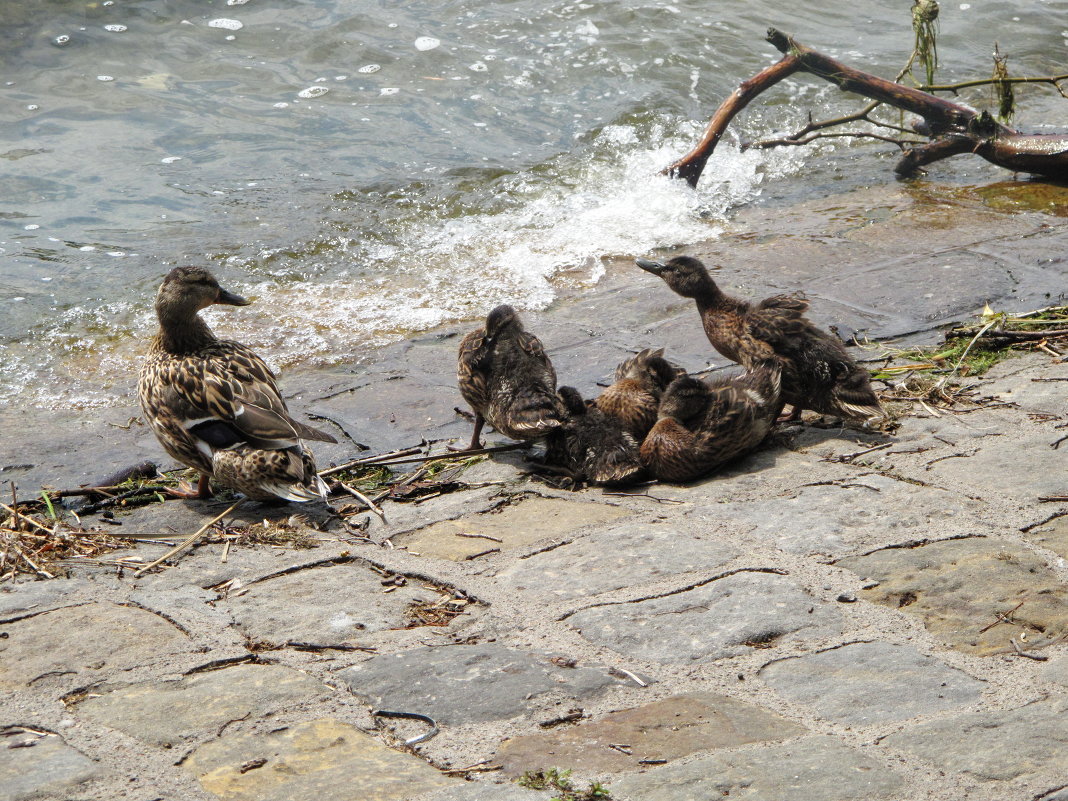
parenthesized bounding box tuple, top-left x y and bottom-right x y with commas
(594, 347, 684, 439)
(545, 386, 644, 485)
(640, 361, 781, 482)
(138, 266, 336, 502)
(456, 304, 566, 451)
(636, 256, 884, 423)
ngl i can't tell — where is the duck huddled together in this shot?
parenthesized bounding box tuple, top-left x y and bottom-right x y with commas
(138, 256, 884, 502)
(455, 255, 884, 485)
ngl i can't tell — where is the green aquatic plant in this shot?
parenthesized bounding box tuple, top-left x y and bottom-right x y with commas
(517, 768, 613, 801)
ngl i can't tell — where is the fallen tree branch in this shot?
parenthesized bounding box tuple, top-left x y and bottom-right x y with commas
(667, 27, 1068, 186)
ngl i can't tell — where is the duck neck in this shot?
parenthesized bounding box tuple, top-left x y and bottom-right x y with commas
(156, 304, 217, 354)
(691, 283, 728, 314)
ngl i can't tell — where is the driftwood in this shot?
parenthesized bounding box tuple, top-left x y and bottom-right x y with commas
(666, 28, 1068, 186)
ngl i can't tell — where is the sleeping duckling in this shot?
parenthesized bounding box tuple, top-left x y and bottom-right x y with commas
(545, 386, 644, 485)
(594, 347, 684, 439)
(138, 266, 336, 502)
(640, 360, 781, 482)
(456, 304, 566, 451)
(636, 256, 884, 423)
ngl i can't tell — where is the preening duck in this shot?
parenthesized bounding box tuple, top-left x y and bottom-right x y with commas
(456, 304, 566, 451)
(594, 347, 684, 439)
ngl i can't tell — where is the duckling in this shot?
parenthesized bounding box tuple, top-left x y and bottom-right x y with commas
(636, 256, 884, 422)
(456, 304, 566, 451)
(640, 360, 781, 482)
(594, 348, 684, 439)
(545, 386, 644, 485)
(138, 266, 336, 502)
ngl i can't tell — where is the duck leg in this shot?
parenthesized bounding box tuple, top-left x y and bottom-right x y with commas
(777, 404, 804, 424)
(450, 413, 486, 452)
(167, 473, 213, 499)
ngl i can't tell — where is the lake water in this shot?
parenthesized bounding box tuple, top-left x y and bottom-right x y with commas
(1, 0, 1064, 410)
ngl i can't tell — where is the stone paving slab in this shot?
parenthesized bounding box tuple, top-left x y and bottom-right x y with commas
(217, 563, 433, 646)
(413, 783, 552, 801)
(75, 663, 331, 747)
(395, 496, 626, 560)
(488, 522, 740, 602)
(340, 644, 625, 726)
(567, 571, 842, 663)
(707, 475, 988, 557)
(183, 717, 454, 801)
(1025, 516, 1068, 561)
(758, 641, 984, 727)
(0, 601, 190, 689)
(610, 735, 906, 801)
(0, 578, 112, 622)
(492, 692, 806, 776)
(882, 696, 1068, 783)
(0, 731, 106, 801)
(837, 537, 1068, 655)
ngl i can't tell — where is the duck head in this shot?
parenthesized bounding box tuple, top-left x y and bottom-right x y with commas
(657, 375, 710, 423)
(484, 303, 522, 342)
(155, 266, 249, 319)
(615, 347, 682, 391)
(636, 255, 718, 299)
(557, 385, 588, 416)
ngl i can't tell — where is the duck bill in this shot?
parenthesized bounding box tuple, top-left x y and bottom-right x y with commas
(216, 287, 250, 306)
(635, 258, 666, 276)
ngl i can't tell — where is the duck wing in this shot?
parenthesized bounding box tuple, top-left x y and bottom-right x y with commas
(457, 327, 492, 412)
(757, 293, 809, 314)
(175, 342, 336, 452)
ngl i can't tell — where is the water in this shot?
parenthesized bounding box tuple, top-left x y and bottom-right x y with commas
(1, 0, 1065, 410)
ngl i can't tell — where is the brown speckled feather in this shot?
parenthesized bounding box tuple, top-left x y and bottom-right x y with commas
(640, 361, 781, 482)
(594, 348, 684, 439)
(546, 387, 643, 485)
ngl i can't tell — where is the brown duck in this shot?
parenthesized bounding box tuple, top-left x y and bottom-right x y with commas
(640, 361, 781, 482)
(545, 386, 644, 485)
(138, 266, 336, 502)
(456, 304, 566, 451)
(594, 347, 683, 439)
(636, 256, 884, 422)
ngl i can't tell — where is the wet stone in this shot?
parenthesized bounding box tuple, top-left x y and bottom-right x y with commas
(396, 497, 626, 560)
(0, 731, 106, 801)
(567, 571, 841, 663)
(493, 692, 806, 776)
(611, 735, 905, 801)
(340, 644, 623, 726)
(184, 717, 454, 801)
(882, 696, 1068, 783)
(0, 602, 189, 689)
(489, 521, 740, 601)
(76, 664, 330, 747)
(758, 641, 984, 726)
(837, 537, 1068, 655)
(706, 476, 988, 556)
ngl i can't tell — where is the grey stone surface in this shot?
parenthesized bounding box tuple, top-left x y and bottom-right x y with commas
(489, 521, 740, 601)
(883, 697, 1068, 782)
(758, 641, 984, 726)
(1037, 788, 1068, 801)
(568, 571, 841, 663)
(218, 562, 431, 646)
(0, 602, 190, 689)
(76, 663, 330, 747)
(493, 692, 806, 776)
(184, 717, 454, 801)
(0, 731, 105, 801)
(611, 736, 905, 801)
(837, 537, 1068, 655)
(340, 644, 625, 725)
(413, 783, 552, 801)
(0, 578, 102, 622)
(708, 475, 988, 556)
